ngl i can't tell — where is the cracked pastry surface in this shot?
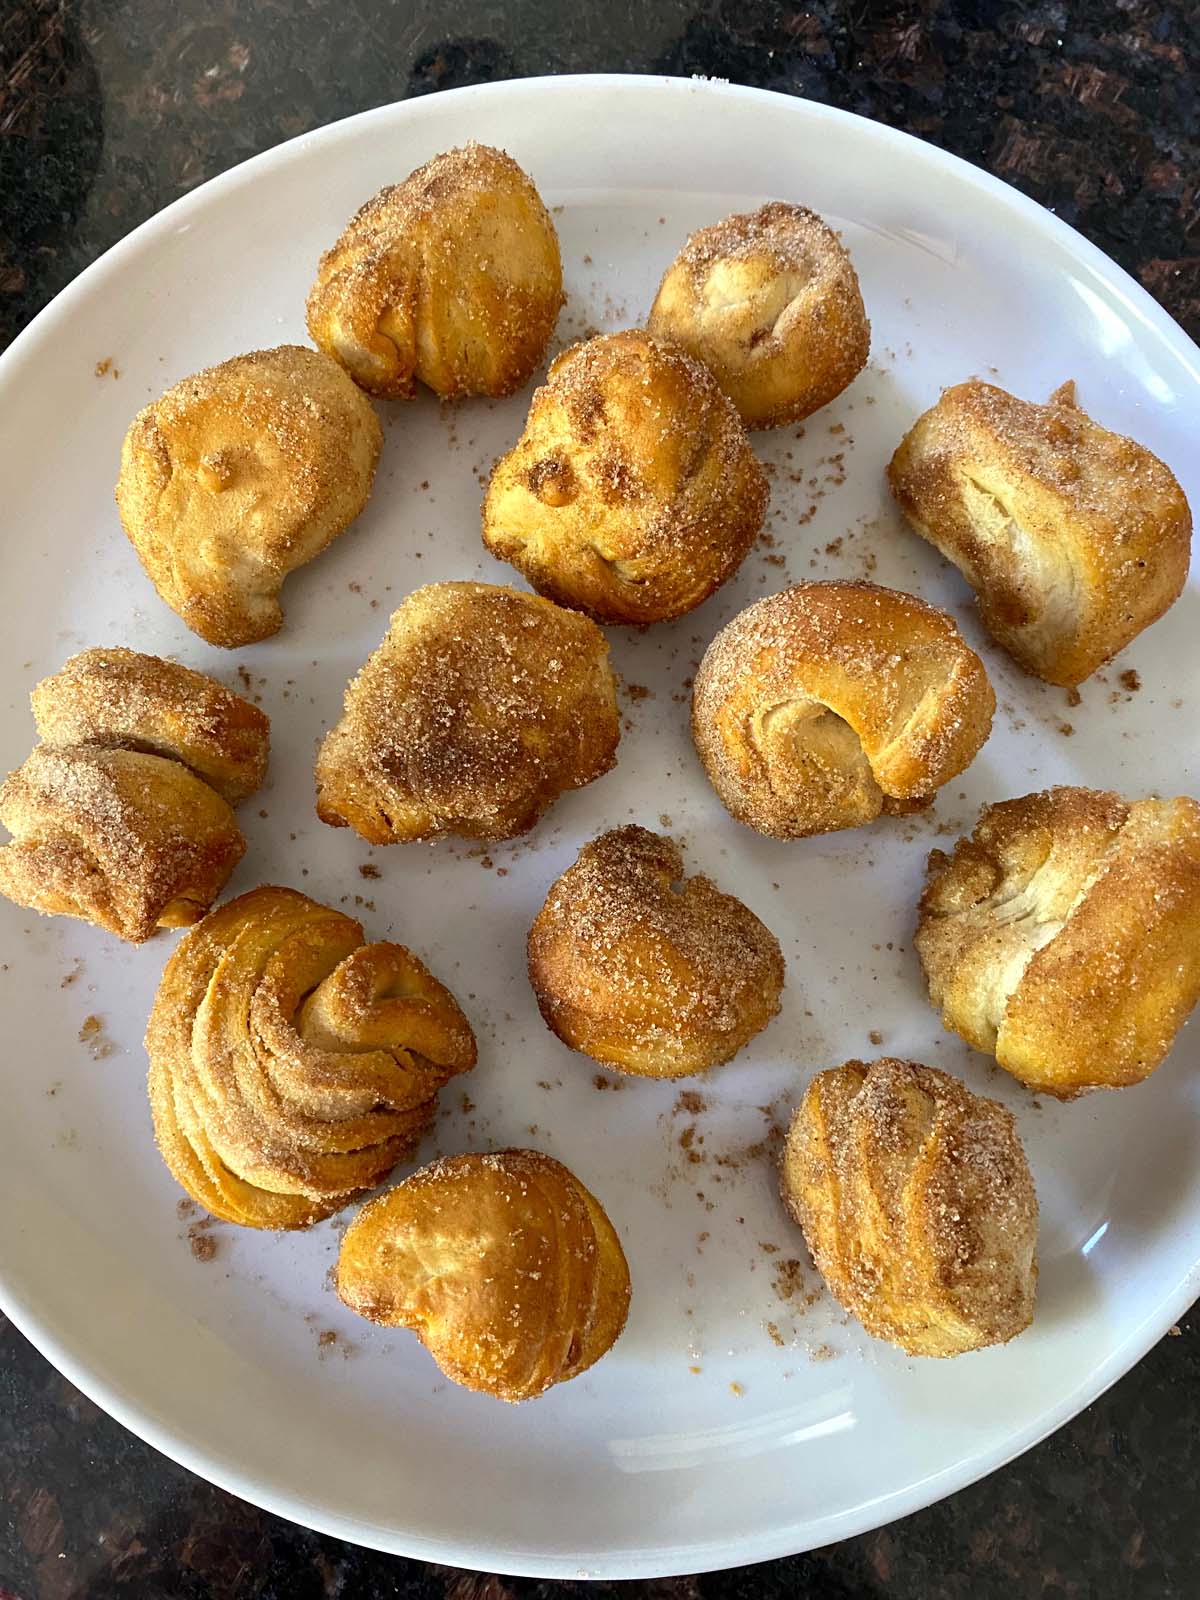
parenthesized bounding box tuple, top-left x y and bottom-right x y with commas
(691, 581, 994, 839)
(647, 202, 870, 429)
(887, 379, 1191, 686)
(316, 581, 619, 844)
(917, 786, 1200, 1097)
(146, 885, 477, 1229)
(781, 1058, 1038, 1357)
(337, 1148, 631, 1401)
(307, 142, 562, 400)
(482, 329, 767, 625)
(116, 345, 382, 647)
(527, 825, 784, 1078)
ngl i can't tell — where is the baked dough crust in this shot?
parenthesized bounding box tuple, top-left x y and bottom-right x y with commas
(116, 345, 381, 647)
(316, 581, 619, 843)
(887, 380, 1191, 686)
(917, 787, 1200, 1097)
(527, 825, 784, 1077)
(781, 1057, 1037, 1357)
(691, 581, 994, 838)
(307, 142, 562, 400)
(337, 1148, 631, 1401)
(146, 885, 477, 1229)
(647, 202, 869, 429)
(483, 329, 767, 625)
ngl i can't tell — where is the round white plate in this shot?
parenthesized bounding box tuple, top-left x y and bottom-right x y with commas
(0, 75, 1197, 1579)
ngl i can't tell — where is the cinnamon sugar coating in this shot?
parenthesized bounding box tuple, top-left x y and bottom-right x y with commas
(316, 581, 619, 844)
(691, 581, 994, 839)
(337, 1149, 630, 1401)
(917, 787, 1200, 1097)
(648, 203, 869, 429)
(527, 825, 784, 1078)
(887, 380, 1191, 686)
(307, 142, 563, 400)
(116, 345, 381, 647)
(146, 885, 477, 1229)
(482, 329, 767, 625)
(781, 1058, 1037, 1357)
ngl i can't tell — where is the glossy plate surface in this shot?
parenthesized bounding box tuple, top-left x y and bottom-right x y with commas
(0, 75, 1197, 1578)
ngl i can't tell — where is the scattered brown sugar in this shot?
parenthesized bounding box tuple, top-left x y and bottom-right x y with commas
(1119, 668, 1141, 693)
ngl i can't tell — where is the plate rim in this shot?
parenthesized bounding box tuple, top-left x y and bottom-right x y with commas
(1, 72, 1198, 1579)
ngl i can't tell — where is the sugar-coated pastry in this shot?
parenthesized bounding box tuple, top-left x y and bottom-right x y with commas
(647, 203, 869, 429)
(116, 345, 381, 647)
(482, 330, 768, 625)
(691, 581, 994, 839)
(337, 1149, 630, 1400)
(527, 826, 784, 1078)
(0, 745, 244, 942)
(887, 380, 1191, 686)
(917, 787, 1200, 1098)
(147, 886, 477, 1229)
(31, 647, 269, 805)
(307, 142, 562, 400)
(316, 581, 619, 844)
(781, 1058, 1037, 1357)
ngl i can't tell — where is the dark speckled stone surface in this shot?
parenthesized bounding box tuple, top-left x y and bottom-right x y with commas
(1, 2, 1198, 1596)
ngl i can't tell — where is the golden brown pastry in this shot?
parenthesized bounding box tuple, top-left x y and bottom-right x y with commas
(31, 647, 269, 805)
(647, 202, 869, 429)
(307, 143, 562, 400)
(917, 787, 1200, 1098)
(147, 886, 477, 1229)
(316, 581, 619, 844)
(691, 581, 994, 839)
(116, 345, 382, 647)
(887, 380, 1191, 686)
(337, 1149, 630, 1400)
(0, 745, 244, 943)
(482, 329, 768, 625)
(527, 826, 784, 1078)
(781, 1058, 1037, 1357)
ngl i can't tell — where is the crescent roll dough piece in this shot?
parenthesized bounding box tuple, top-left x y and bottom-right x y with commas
(781, 1058, 1038, 1357)
(648, 202, 870, 429)
(482, 330, 768, 624)
(31, 647, 269, 805)
(691, 581, 994, 839)
(916, 787, 1200, 1098)
(887, 380, 1191, 686)
(337, 1149, 631, 1401)
(316, 581, 619, 844)
(116, 345, 382, 647)
(307, 142, 563, 400)
(0, 745, 244, 942)
(527, 825, 784, 1078)
(146, 886, 477, 1229)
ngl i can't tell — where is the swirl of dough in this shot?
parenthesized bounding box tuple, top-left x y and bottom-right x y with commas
(781, 1058, 1037, 1357)
(147, 886, 477, 1229)
(307, 143, 562, 400)
(482, 330, 767, 625)
(337, 1149, 631, 1401)
(691, 581, 994, 839)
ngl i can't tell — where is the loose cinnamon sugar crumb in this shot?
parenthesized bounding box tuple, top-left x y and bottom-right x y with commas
(675, 1090, 707, 1116)
(729, 1381, 745, 1397)
(358, 863, 381, 879)
(1119, 668, 1141, 693)
(78, 1015, 114, 1060)
(868, 1029, 883, 1046)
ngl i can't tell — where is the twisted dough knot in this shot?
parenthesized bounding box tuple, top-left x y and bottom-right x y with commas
(337, 1149, 631, 1401)
(691, 581, 995, 839)
(147, 886, 476, 1229)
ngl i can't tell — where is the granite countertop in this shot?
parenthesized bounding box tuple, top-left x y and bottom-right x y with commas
(1, 2, 1197, 1596)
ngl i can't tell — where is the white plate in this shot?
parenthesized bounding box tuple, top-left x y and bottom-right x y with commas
(0, 75, 1197, 1580)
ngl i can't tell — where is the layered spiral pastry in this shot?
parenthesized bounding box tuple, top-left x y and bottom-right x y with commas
(337, 1149, 631, 1401)
(0, 648, 267, 941)
(781, 1058, 1038, 1357)
(307, 142, 563, 400)
(146, 886, 477, 1228)
(691, 582, 994, 838)
(116, 345, 382, 647)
